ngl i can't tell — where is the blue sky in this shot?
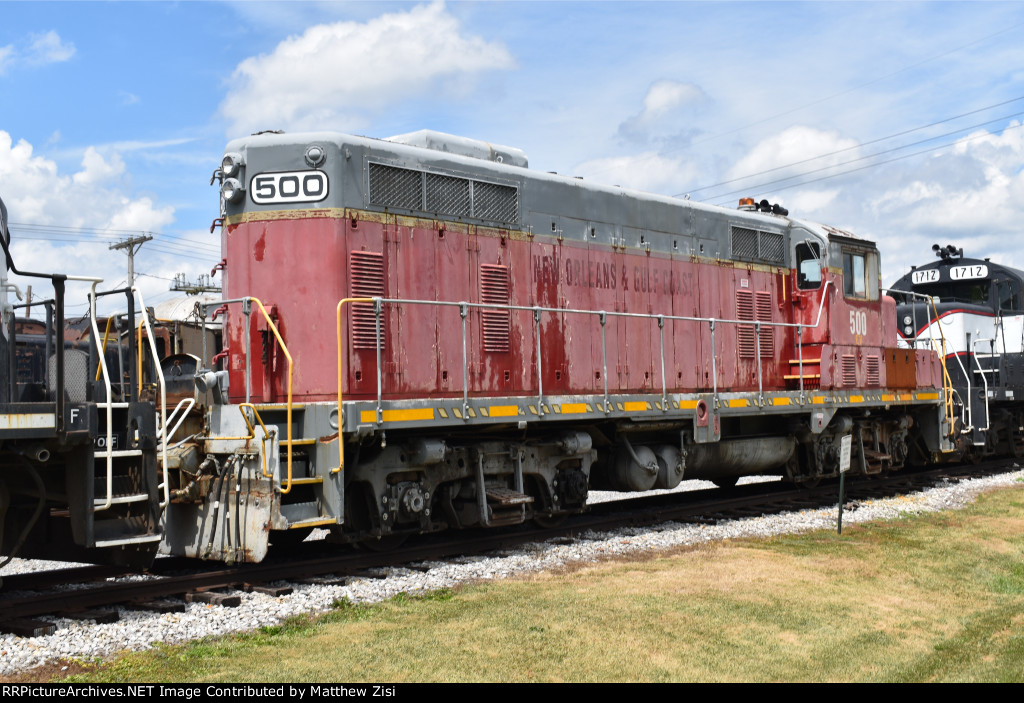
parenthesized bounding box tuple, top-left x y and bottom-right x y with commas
(2, 1, 1024, 316)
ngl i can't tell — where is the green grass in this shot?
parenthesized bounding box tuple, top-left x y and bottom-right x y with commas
(33, 486, 1024, 682)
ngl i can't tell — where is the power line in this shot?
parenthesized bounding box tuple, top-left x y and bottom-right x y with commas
(678, 96, 1024, 198)
(703, 120, 1024, 205)
(695, 110, 1024, 203)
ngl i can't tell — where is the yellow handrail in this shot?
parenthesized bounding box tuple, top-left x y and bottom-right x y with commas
(926, 296, 957, 439)
(196, 298, 294, 492)
(204, 403, 272, 481)
(333, 297, 375, 475)
(94, 315, 117, 381)
(250, 298, 295, 493)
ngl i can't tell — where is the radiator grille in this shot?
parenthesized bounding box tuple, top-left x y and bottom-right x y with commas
(736, 290, 756, 359)
(760, 231, 785, 263)
(368, 163, 421, 210)
(480, 264, 511, 353)
(350, 251, 385, 350)
(841, 354, 858, 387)
(731, 227, 758, 259)
(731, 226, 785, 264)
(472, 181, 519, 223)
(755, 291, 774, 357)
(737, 289, 774, 359)
(425, 172, 471, 217)
(368, 162, 518, 225)
(866, 355, 880, 387)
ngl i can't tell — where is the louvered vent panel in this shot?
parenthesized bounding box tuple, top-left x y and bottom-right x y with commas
(425, 173, 471, 217)
(759, 232, 785, 263)
(736, 289, 756, 359)
(480, 264, 511, 353)
(732, 227, 758, 259)
(842, 355, 858, 387)
(866, 355, 881, 387)
(350, 251, 385, 350)
(472, 181, 519, 224)
(755, 291, 774, 357)
(368, 163, 422, 210)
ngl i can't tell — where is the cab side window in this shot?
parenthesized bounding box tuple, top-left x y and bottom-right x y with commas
(795, 242, 822, 289)
(843, 252, 867, 298)
(997, 279, 1022, 312)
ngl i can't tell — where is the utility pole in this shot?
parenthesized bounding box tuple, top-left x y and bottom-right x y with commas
(109, 233, 153, 287)
(171, 272, 222, 295)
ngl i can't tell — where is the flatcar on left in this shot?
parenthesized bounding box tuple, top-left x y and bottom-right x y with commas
(0, 194, 164, 571)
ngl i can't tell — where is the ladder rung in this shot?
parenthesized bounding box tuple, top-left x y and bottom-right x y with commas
(783, 374, 821, 380)
(97, 402, 131, 409)
(94, 493, 150, 507)
(789, 359, 821, 364)
(94, 449, 143, 458)
(282, 438, 317, 446)
(287, 477, 323, 485)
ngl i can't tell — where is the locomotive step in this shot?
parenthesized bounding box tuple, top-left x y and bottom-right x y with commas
(279, 500, 324, 524)
(783, 373, 821, 380)
(788, 359, 822, 365)
(93, 517, 160, 547)
(485, 487, 535, 506)
(93, 534, 162, 548)
(286, 516, 339, 529)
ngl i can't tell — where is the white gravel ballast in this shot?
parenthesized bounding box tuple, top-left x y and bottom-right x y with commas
(1, 469, 1021, 676)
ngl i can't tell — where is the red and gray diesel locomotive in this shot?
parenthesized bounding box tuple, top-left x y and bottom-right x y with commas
(165, 128, 955, 561)
(0, 129, 965, 569)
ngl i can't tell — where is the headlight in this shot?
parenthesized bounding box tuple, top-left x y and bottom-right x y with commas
(903, 315, 912, 325)
(904, 326, 913, 336)
(221, 152, 244, 177)
(221, 178, 245, 203)
(305, 145, 326, 167)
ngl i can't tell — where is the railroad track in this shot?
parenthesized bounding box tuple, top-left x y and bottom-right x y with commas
(0, 459, 1017, 637)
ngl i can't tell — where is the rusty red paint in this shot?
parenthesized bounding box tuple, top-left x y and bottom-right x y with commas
(222, 213, 935, 403)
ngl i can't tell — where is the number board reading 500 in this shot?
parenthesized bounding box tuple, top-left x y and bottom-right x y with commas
(250, 170, 329, 205)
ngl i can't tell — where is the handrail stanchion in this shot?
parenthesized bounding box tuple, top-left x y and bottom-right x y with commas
(374, 297, 383, 425)
(333, 297, 374, 475)
(658, 315, 667, 411)
(709, 319, 719, 408)
(534, 307, 544, 416)
(461, 302, 469, 420)
(600, 312, 609, 413)
(755, 321, 764, 407)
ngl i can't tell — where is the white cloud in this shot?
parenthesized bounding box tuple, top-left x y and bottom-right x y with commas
(0, 30, 75, 75)
(574, 151, 701, 196)
(0, 45, 14, 75)
(0, 132, 180, 314)
(618, 80, 709, 142)
(26, 30, 75, 65)
(728, 126, 861, 185)
(219, 1, 515, 135)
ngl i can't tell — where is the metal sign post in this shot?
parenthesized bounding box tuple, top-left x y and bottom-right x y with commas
(837, 434, 852, 534)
